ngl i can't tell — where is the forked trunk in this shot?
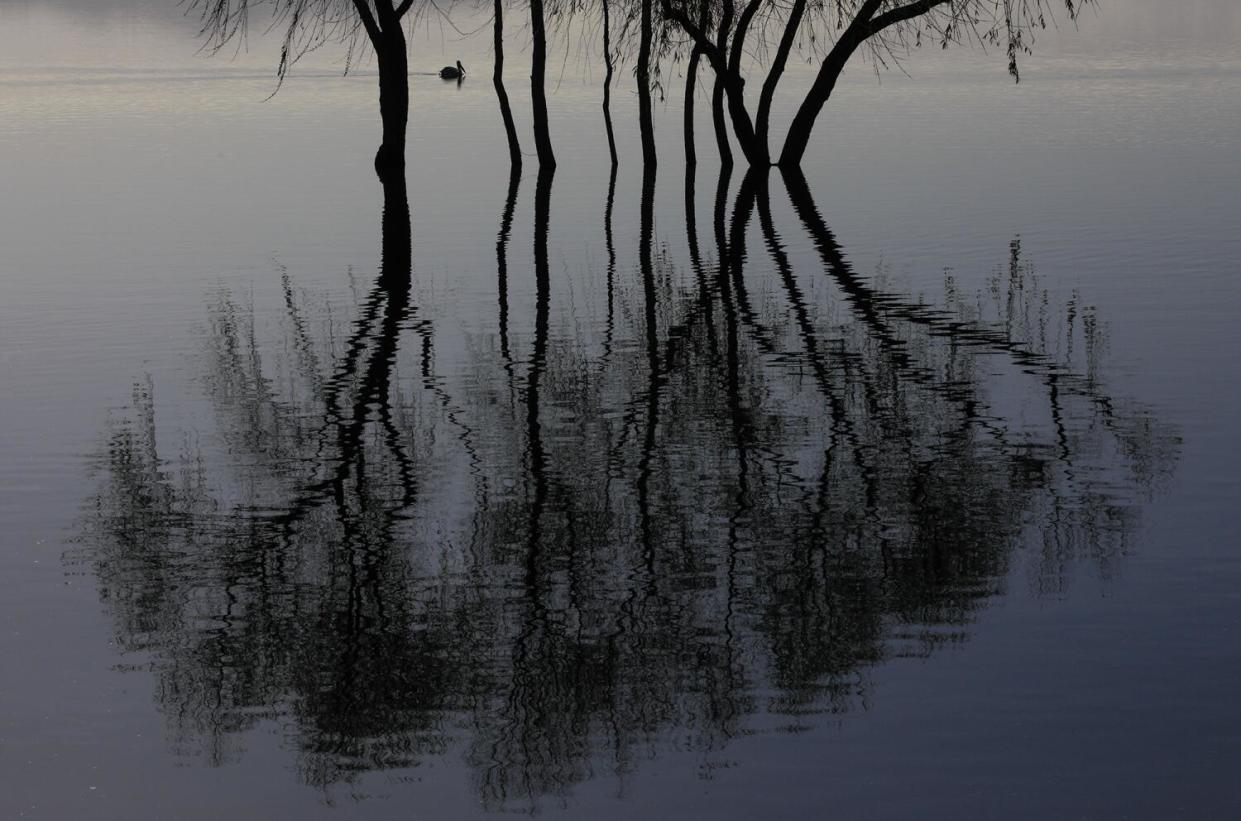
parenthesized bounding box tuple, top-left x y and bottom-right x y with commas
(754, 0, 806, 152)
(721, 72, 763, 166)
(724, 0, 768, 166)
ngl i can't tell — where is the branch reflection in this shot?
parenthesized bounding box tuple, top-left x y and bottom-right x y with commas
(83, 167, 1179, 806)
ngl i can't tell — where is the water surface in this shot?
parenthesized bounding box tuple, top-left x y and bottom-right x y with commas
(1, 2, 1239, 818)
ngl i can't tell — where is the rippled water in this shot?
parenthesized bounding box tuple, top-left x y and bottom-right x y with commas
(2, 2, 1240, 819)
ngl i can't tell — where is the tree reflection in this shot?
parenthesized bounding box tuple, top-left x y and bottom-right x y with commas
(83, 168, 1178, 806)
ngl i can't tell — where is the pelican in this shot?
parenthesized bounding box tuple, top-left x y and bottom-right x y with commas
(440, 61, 465, 80)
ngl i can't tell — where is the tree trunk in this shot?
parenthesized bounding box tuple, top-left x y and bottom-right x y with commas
(684, 46, 701, 167)
(380, 168, 411, 288)
(720, 73, 763, 166)
(754, 0, 806, 152)
(727, 171, 757, 300)
(496, 166, 521, 372)
(374, 32, 410, 179)
(530, 0, 556, 169)
(602, 0, 618, 167)
(778, 54, 847, 168)
(526, 164, 554, 565)
(722, 173, 751, 486)
(712, 163, 732, 278)
(779, 10, 874, 168)
(493, 0, 522, 169)
(711, 73, 733, 168)
(695, 0, 764, 166)
(683, 0, 711, 168)
(710, 0, 735, 167)
(724, 0, 769, 166)
(710, 162, 747, 477)
(602, 162, 618, 361)
(639, 163, 657, 338)
(684, 152, 717, 339)
(637, 0, 657, 168)
(636, 159, 659, 552)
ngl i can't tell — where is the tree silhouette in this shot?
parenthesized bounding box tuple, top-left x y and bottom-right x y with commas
(183, 1, 1103, 172)
(530, 0, 558, 167)
(602, 0, 620, 166)
(189, 0, 429, 177)
(493, 0, 523, 168)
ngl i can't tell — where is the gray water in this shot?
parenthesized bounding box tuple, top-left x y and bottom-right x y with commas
(2, 2, 1240, 819)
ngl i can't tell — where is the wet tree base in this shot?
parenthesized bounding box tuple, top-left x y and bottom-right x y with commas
(374, 144, 405, 179)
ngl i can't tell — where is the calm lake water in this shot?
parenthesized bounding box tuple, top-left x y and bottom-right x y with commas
(2, 2, 1239, 818)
